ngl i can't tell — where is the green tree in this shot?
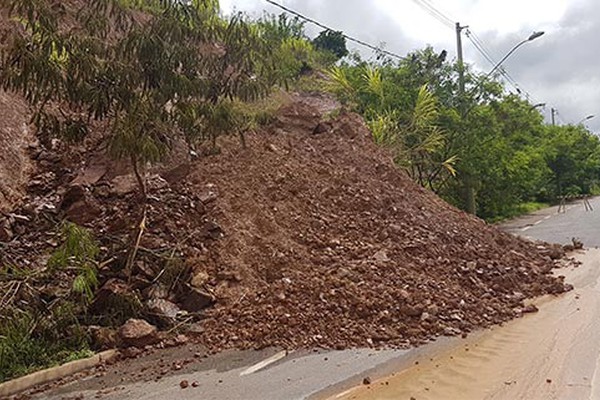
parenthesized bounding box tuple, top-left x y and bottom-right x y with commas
(313, 30, 349, 60)
(2, 0, 276, 197)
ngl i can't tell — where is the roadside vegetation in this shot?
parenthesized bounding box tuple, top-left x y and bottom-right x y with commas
(326, 47, 600, 220)
(0, 0, 598, 382)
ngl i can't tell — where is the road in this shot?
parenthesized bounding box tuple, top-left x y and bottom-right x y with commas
(31, 337, 460, 400)
(331, 201, 600, 400)
(499, 197, 600, 247)
(27, 200, 600, 400)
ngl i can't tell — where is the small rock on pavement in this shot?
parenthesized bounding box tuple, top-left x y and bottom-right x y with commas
(522, 304, 539, 314)
(180, 380, 189, 389)
(119, 319, 159, 348)
(363, 377, 372, 385)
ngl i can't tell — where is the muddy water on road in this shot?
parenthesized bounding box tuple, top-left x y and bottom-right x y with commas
(331, 250, 600, 400)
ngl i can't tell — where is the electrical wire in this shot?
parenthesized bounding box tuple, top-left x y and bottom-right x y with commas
(264, 0, 405, 60)
(464, 29, 541, 103)
(263, 0, 554, 118)
(410, 0, 454, 30)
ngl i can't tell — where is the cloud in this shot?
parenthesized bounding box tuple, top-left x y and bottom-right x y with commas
(221, 0, 423, 59)
(475, 0, 600, 129)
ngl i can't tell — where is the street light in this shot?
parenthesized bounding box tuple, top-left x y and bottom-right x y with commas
(460, 31, 545, 215)
(577, 115, 595, 125)
(485, 31, 545, 79)
(529, 102, 546, 111)
(464, 31, 545, 104)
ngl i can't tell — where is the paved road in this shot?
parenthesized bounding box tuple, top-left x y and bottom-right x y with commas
(31, 340, 458, 400)
(499, 197, 600, 247)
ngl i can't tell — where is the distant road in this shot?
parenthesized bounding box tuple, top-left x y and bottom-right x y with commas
(499, 196, 600, 248)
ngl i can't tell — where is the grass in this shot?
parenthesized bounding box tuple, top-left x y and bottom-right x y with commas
(489, 201, 550, 224)
(0, 309, 93, 383)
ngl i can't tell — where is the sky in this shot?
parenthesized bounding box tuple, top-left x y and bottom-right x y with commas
(219, 0, 600, 131)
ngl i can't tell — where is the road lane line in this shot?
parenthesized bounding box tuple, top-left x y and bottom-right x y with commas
(240, 350, 290, 376)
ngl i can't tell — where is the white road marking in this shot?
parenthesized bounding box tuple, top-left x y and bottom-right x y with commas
(240, 350, 290, 376)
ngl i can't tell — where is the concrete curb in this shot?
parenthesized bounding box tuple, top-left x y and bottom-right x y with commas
(0, 349, 119, 398)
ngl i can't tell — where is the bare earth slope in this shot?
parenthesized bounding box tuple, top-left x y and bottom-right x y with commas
(0, 91, 34, 213)
(0, 9, 36, 213)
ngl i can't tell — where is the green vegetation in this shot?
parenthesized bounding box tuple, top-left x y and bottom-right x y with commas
(313, 30, 349, 60)
(0, 223, 100, 382)
(328, 47, 600, 221)
(0, 308, 93, 382)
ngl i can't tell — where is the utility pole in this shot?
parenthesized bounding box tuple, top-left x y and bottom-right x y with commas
(551, 108, 557, 125)
(456, 22, 476, 215)
(456, 22, 467, 97)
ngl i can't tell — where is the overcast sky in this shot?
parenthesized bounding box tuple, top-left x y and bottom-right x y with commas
(220, 0, 599, 131)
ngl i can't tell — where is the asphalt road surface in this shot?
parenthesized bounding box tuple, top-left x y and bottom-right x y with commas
(31, 340, 459, 400)
(499, 197, 600, 247)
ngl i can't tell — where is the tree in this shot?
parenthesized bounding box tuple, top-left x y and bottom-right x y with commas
(328, 65, 457, 193)
(312, 30, 349, 60)
(1, 0, 276, 198)
(2, 0, 279, 279)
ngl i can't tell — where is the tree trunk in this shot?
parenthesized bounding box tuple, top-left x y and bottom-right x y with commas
(464, 173, 477, 215)
(131, 156, 147, 200)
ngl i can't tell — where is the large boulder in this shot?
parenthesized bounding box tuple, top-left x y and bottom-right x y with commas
(118, 318, 159, 348)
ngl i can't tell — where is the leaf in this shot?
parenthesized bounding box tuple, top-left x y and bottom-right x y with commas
(442, 155, 459, 176)
(362, 66, 384, 105)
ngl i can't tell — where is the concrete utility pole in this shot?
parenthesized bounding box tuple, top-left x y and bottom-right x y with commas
(455, 22, 477, 215)
(456, 22, 467, 97)
(551, 108, 557, 126)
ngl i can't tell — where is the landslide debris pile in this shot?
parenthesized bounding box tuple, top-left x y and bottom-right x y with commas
(1, 93, 571, 353)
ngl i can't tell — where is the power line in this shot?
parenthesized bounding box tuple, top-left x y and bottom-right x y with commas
(264, 0, 550, 114)
(420, 0, 458, 25)
(409, 0, 540, 103)
(464, 29, 540, 103)
(264, 0, 405, 60)
(410, 0, 454, 30)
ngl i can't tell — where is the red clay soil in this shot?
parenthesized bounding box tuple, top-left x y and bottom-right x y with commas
(0, 92, 571, 353)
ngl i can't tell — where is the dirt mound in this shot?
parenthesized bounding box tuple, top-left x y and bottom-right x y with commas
(180, 98, 570, 350)
(0, 93, 571, 353)
(0, 8, 36, 212)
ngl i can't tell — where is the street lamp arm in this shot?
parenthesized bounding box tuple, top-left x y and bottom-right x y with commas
(577, 115, 595, 125)
(462, 31, 545, 115)
(484, 32, 544, 79)
(484, 39, 529, 79)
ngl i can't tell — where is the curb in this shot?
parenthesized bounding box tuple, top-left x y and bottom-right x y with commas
(0, 349, 119, 398)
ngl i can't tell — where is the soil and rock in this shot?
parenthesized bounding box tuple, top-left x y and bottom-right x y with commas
(0, 88, 574, 358)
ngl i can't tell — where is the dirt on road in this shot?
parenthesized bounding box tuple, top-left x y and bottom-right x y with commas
(331, 249, 600, 400)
